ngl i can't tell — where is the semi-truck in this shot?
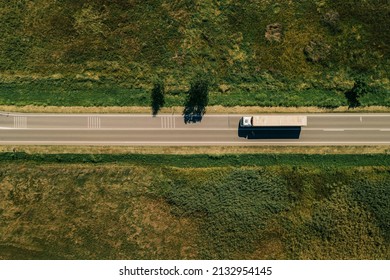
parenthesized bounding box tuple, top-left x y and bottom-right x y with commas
(239, 115, 307, 139)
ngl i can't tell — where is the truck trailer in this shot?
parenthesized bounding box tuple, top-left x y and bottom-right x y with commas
(239, 115, 307, 139)
(240, 115, 307, 127)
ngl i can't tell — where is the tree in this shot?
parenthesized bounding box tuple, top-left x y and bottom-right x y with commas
(183, 75, 210, 123)
(151, 80, 165, 116)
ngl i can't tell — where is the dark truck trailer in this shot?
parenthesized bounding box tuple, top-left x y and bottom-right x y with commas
(239, 115, 307, 139)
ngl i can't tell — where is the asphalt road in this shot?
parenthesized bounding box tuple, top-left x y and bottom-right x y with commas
(1, 113, 390, 145)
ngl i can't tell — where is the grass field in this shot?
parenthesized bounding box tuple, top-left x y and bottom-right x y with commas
(0, 153, 388, 259)
(0, 1, 389, 260)
(0, 1, 389, 108)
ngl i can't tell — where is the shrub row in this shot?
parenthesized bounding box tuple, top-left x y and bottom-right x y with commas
(2, 152, 390, 168)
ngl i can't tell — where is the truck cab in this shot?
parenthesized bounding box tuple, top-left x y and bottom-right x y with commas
(240, 116, 252, 127)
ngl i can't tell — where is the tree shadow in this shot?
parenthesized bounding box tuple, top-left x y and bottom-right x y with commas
(183, 106, 204, 124)
(344, 79, 368, 109)
(344, 88, 361, 108)
(182, 76, 209, 124)
(151, 80, 165, 116)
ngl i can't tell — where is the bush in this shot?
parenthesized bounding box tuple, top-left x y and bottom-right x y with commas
(353, 180, 390, 241)
(321, 10, 341, 34)
(163, 169, 289, 258)
(304, 40, 331, 64)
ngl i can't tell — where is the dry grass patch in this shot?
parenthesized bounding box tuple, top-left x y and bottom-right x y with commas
(2, 145, 389, 155)
(131, 197, 199, 259)
(243, 219, 287, 259)
(0, 163, 158, 259)
(1, 105, 390, 114)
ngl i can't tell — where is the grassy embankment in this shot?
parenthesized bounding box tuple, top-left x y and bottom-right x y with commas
(0, 152, 389, 259)
(2, 145, 390, 155)
(0, 78, 389, 110)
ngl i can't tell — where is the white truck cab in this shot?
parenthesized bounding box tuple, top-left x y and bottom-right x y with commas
(240, 116, 253, 127)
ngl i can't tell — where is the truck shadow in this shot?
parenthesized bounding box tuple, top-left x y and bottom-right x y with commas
(238, 126, 302, 139)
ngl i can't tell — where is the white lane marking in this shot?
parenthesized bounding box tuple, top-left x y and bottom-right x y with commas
(7, 113, 390, 117)
(1, 141, 390, 145)
(360, 116, 363, 122)
(1, 128, 389, 131)
(3, 128, 236, 131)
(307, 114, 390, 117)
(303, 128, 390, 131)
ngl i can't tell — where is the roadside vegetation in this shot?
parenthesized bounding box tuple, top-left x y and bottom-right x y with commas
(0, 153, 389, 259)
(2, 145, 389, 155)
(0, 77, 388, 109)
(2, 152, 390, 168)
(0, 1, 389, 109)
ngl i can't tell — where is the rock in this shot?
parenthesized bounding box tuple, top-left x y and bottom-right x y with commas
(304, 40, 331, 63)
(265, 23, 282, 43)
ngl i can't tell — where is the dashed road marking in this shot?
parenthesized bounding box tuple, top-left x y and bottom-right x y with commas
(161, 116, 175, 129)
(88, 117, 101, 129)
(14, 116, 27, 128)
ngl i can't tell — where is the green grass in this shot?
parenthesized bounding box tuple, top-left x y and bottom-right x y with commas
(1, 79, 388, 108)
(0, 1, 389, 108)
(0, 161, 388, 260)
(0, 81, 149, 107)
(0, 153, 389, 259)
(353, 180, 390, 242)
(161, 169, 291, 258)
